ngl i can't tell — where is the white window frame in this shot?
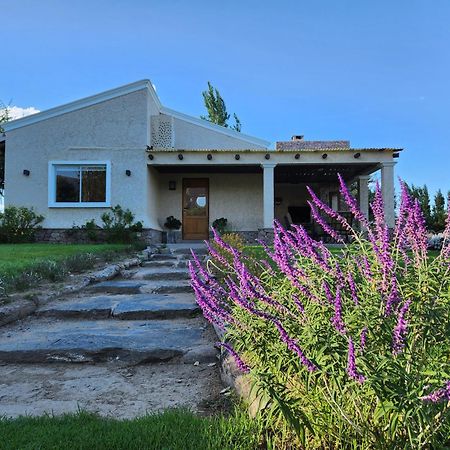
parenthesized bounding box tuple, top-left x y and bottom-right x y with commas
(48, 161, 111, 208)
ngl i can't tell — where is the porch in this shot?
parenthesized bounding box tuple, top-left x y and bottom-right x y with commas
(146, 148, 399, 241)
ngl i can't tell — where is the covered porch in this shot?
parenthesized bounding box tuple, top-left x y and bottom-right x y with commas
(146, 148, 399, 241)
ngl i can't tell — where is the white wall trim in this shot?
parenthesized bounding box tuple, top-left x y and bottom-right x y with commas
(48, 160, 111, 208)
(160, 107, 270, 148)
(4, 80, 160, 132)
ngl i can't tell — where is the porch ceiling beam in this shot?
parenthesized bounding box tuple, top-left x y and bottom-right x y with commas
(147, 150, 396, 167)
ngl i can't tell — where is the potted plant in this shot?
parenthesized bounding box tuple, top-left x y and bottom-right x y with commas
(212, 217, 228, 235)
(164, 216, 182, 243)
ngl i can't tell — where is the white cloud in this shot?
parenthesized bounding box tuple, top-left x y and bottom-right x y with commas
(2, 105, 40, 120)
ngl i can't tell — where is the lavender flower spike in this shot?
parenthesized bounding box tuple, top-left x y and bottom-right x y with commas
(359, 327, 367, 352)
(216, 342, 250, 374)
(420, 381, 450, 403)
(347, 337, 365, 383)
(331, 285, 346, 334)
(392, 299, 411, 355)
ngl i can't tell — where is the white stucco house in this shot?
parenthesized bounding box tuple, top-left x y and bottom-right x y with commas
(1, 79, 401, 243)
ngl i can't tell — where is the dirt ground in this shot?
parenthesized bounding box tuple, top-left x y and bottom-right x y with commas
(0, 361, 225, 419)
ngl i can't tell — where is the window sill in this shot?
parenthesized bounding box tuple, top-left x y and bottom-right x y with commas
(48, 202, 111, 208)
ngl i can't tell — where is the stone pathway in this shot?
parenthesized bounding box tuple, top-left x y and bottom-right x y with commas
(0, 244, 224, 418)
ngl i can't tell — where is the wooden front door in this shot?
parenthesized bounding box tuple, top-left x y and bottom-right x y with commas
(182, 178, 209, 240)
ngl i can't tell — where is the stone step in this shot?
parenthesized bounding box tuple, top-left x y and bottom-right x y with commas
(141, 260, 177, 268)
(37, 294, 200, 320)
(150, 254, 178, 261)
(0, 318, 216, 364)
(89, 280, 144, 295)
(132, 267, 190, 281)
(171, 248, 208, 256)
(140, 280, 193, 294)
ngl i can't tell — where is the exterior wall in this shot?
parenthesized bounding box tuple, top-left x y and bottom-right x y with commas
(5, 89, 153, 228)
(156, 171, 263, 232)
(173, 118, 265, 150)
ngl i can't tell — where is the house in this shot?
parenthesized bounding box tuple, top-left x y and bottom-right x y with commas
(1, 80, 401, 243)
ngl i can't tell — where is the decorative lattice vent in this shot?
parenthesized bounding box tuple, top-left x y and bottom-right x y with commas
(151, 114, 173, 148)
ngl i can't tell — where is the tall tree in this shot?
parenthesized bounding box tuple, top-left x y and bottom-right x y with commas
(201, 82, 241, 132)
(431, 189, 447, 232)
(0, 102, 9, 133)
(0, 102, 9, 197)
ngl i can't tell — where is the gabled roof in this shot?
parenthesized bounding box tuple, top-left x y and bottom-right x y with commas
(2, 80, 159, 132)
(160, 107, 270, 148)
(2, 79, 270, 148)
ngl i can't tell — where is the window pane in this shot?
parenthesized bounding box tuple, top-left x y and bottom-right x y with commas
(184, 187, 207, 216)
(56, 167, 80, 202)
(81, 166, 106, 202)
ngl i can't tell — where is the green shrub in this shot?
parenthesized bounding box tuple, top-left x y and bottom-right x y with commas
(0, 206, 44, 243)
(164, 216, 182, 230)
(32, 260, 67, 282)
(212, 217, 228, 234)
(81, 219, 100, 242)
(5, 271, 42, 292)
(101, 205, 143, 243)
(64, 253, 97, 273)
(191, 178, 450, 448)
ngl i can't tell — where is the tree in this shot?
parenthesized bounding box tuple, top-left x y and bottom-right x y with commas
(0, 101, 9, 133)
(201, 82, 241, 132)
(408, 184, 432, 228)
(431, 189, 447, 232)
(0, 102, 9, 197)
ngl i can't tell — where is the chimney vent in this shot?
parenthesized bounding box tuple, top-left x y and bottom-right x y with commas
(291, 135, 304, 141)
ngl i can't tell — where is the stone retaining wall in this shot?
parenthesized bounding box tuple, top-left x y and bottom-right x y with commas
(35, 228, 163, 245)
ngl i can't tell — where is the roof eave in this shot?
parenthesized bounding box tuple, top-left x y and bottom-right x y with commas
(2, 79, 160, 132)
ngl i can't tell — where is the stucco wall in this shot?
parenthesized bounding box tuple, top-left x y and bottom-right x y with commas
(156, 171, 263, 231)
(173, 118, 265, 150)
(5, 89, 153, 228)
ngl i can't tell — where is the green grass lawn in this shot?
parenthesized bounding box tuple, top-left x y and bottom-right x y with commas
(0, 243, 131, 277)
(244, 245, 440, 261)
(0, 410, 262, 450)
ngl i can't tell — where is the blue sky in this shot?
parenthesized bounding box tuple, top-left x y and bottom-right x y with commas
(1, 0, 449, 197)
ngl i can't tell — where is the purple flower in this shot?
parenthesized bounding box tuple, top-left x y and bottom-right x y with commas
(271, 319, 317, 372)
(347, 272, 359, 305)
(308, 201, 344, 243)
(347, 337, 365, 383)
(338, 173, 371, 231)
(216, 342, 250, 373)
(292, 293, 306, 317)
(392, 299, 411, 355)
(331, 285, 346, 334)
(420, 381, 450, 403)
(322, 281, 334, 304)
(359, 327, 367, 352)
(385, 278, 401, 316)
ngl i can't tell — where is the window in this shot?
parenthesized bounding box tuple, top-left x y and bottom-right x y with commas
(49, 162, 111, 207)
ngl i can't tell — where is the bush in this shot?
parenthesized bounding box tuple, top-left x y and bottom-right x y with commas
(164, 216, 182, 230)
(206, 232, 246, 280)
(0, 206, 44, 243)
(64, 253, 97, 273)
(212, 217, 228, 235)
(82, 219, 100, 242)
(101, 205, 143, 243)
(32, 260, 67, 282)
(191, 176, 450, 448)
